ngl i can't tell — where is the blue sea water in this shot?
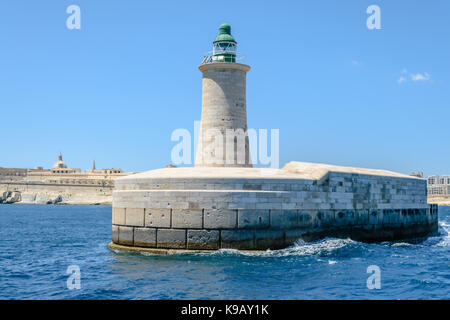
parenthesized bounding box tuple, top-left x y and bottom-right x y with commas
(0, 204, 448, 300)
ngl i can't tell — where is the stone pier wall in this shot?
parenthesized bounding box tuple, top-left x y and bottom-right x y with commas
(111, 206, 438, 250)
(111, 164, 439, 251)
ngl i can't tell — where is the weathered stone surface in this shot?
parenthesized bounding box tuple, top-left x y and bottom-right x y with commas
(312, 210, 334, 228)
(238, 209, 269, 229)
(157, 229, 186, 249)
(204, 209, 237, 229)
(112, 225, 119, 243)
(172, 209, 203, 229)
(221, 230, 254, 249)
(297, 211, 313, 228)
(0, 191, 23, 204)
(125, 208, 144, 227)
(34, 193, 51, 204)
(112, 207, 126, 225)
(382, 209, 401, 225)
(134, 227, 156, 247)
(145, 208, 171, 228)
(334, 210, 356, 226)
(187, 230, 219, 249)
(369, 209, 383, 225)
(6, 191, 21, 204)
(354, 210, 369, 225)
(20, 192, 36, 203)
(196, 63, 251, 168)
(270, 210, 298, 229)
(118, 226, 133, 245)
(255, 230, 284, 250)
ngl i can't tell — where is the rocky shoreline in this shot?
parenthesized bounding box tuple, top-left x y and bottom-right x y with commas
(0, 190, 112, 205)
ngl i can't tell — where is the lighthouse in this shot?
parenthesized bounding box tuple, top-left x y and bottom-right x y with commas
(195, 24, 252, 167)
(110, 23, 436, 254)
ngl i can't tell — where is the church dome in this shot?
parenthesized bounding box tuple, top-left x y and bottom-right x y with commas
(53, 153, 67, 169)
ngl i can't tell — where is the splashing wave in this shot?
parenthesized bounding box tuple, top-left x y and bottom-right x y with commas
(192, 238, 360, 258)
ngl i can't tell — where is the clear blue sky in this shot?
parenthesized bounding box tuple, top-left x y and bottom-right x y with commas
(1, 0, 449, 176)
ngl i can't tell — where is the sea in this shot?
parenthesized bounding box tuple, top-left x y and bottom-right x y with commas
(0, 204, 448, 300)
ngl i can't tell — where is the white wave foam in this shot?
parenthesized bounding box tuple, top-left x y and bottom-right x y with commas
(434, 221, 450, 247)
(196, 238, 358, 258)
(419, 220, 450, 247)
(127, 220, 450, 258)
(440, 221, 450, 228)
(391, 242, 412, 247)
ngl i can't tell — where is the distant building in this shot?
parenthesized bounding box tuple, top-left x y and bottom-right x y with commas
(25, 153, 126, 185)
(0, 153, 137, 205)
(427, 175, 450, 196)
(1, 153, 129, 187)
(48, 153, 81, 174)
(85, 159, 123, 175)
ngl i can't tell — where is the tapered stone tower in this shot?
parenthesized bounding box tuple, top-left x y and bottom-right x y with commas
(195, 23, 252, 167)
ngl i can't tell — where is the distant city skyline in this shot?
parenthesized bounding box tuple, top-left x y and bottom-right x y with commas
(1, 0, 449, 176)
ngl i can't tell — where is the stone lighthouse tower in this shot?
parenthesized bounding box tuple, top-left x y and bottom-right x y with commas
(195, 23, 252, 167)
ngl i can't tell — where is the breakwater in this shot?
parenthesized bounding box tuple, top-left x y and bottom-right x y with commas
(110, 163, 439, 253)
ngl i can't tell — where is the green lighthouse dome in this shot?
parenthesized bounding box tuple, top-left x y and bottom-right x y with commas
(214, 23, 237, 43)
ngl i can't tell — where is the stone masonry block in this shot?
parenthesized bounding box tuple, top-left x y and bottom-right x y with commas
(238, 209, 269, 229)
(204, 209, 237, 229)
(112, 225, 119, 243)
(134, 227, 156, 247)
(255, 230, 284, 250)
(118, 226, 133, 246)
(334, 210, 356, 226)
(112, 207, 126, 225)
(313, 210, 334, 227)
(221, 230, 254, 249)
(172, 209, 203, 229)
(270, 210, 298, 229)
(157, 229, 186, 249)
(382, 209, 400, 225)
(145, 208, 171, 228)
(297, 211, 313, 228)
(126, 208, 144, 227)
(187, 230, 220, 250)
(354, 209, 369, 226)
(369, 209, 383, 225)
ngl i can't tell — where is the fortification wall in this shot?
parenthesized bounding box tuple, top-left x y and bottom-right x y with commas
(0, 181, 114, 205)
